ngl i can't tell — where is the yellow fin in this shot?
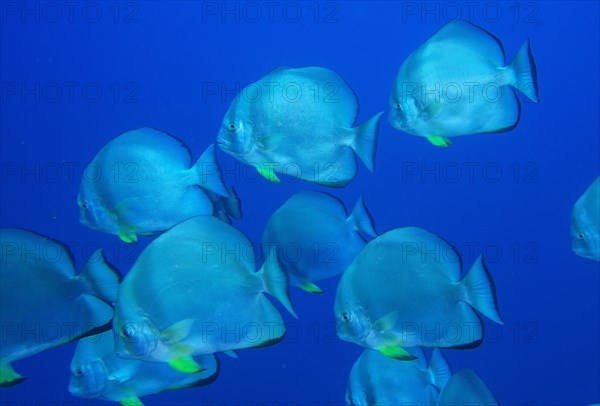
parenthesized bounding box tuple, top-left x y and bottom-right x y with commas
(427, 135, 452, 148)
(120, 397, 144, 406)
(118, 230, 138, 244)
(298, 282, 323, 294)
(256, 165, 281, 183)
(0, 363, 25, 387)
(168, 356, 203, 374)
(379, 345, 417, 361)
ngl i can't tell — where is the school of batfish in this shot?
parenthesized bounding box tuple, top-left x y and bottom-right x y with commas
(2, 20, 599, 406)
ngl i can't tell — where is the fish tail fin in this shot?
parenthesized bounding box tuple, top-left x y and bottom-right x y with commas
(192, 144, 228, 197)
(462, 255, 504, 325)
(508, 39, 539, 102)
(259, 248, 298, 318)
(347, 196, 377, 238)
(428, 349, 452, 392)
(79, 249, 121, 304)
(220, 187, 243, 221)
(0, 362, 26, 387)
(350, 111, 383, 172)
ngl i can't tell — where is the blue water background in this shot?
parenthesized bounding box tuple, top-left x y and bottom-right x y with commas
(1, 1, 599, 405)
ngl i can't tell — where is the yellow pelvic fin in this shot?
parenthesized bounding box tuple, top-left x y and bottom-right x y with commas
(118, 230, 138, 244)
(120, 397, 144, 406)
(256, 165, 281, 183)
(379, 345, 417, 361)
(0, 363, 25, 387)
(426, 135, 452, 148)
(168, 356, 204, 374)
(298, 281, 324, 294)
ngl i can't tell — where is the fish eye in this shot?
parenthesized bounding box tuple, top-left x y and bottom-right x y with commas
(228, 123, 236, 131)
(74, 367, 85, 377)
(120, 325, 136, 338)
(80, 201, 88, 209)
(578, 233, 585, 240)
(395, 103, 402, 111)
(341, 312, 351, 323)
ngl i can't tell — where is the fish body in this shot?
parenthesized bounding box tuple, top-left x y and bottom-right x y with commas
(217, 66, 383, 187)
(335, 227, 503, 359)
(78, 128, 228, 242)
(572, 176, 600, 261)
(389, 20, 539, 146)
(0, 228, 120, 386)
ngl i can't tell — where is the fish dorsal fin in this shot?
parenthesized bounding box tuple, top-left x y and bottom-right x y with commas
(427, 20, 506, 66)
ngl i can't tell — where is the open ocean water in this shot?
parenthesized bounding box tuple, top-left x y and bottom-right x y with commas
(0, 1, 599, 405)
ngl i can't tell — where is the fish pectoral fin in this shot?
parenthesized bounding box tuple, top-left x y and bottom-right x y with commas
(223, 350, 239, 359)
(378, 345, 417, 361)
(118, 230, 138, 244)
(298, 281, 324, 294)
(168, 356, 204, 374)
(120, 396, 144, 406)
(160, 319, 194, 343)
(0, 363, 26, 387)
(256, 165, 281, 183)
(258, 133, 284, 150)
(373, 311, 399, 333)
(420, 101, 442, 120)
(426, 135, 452, 148)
